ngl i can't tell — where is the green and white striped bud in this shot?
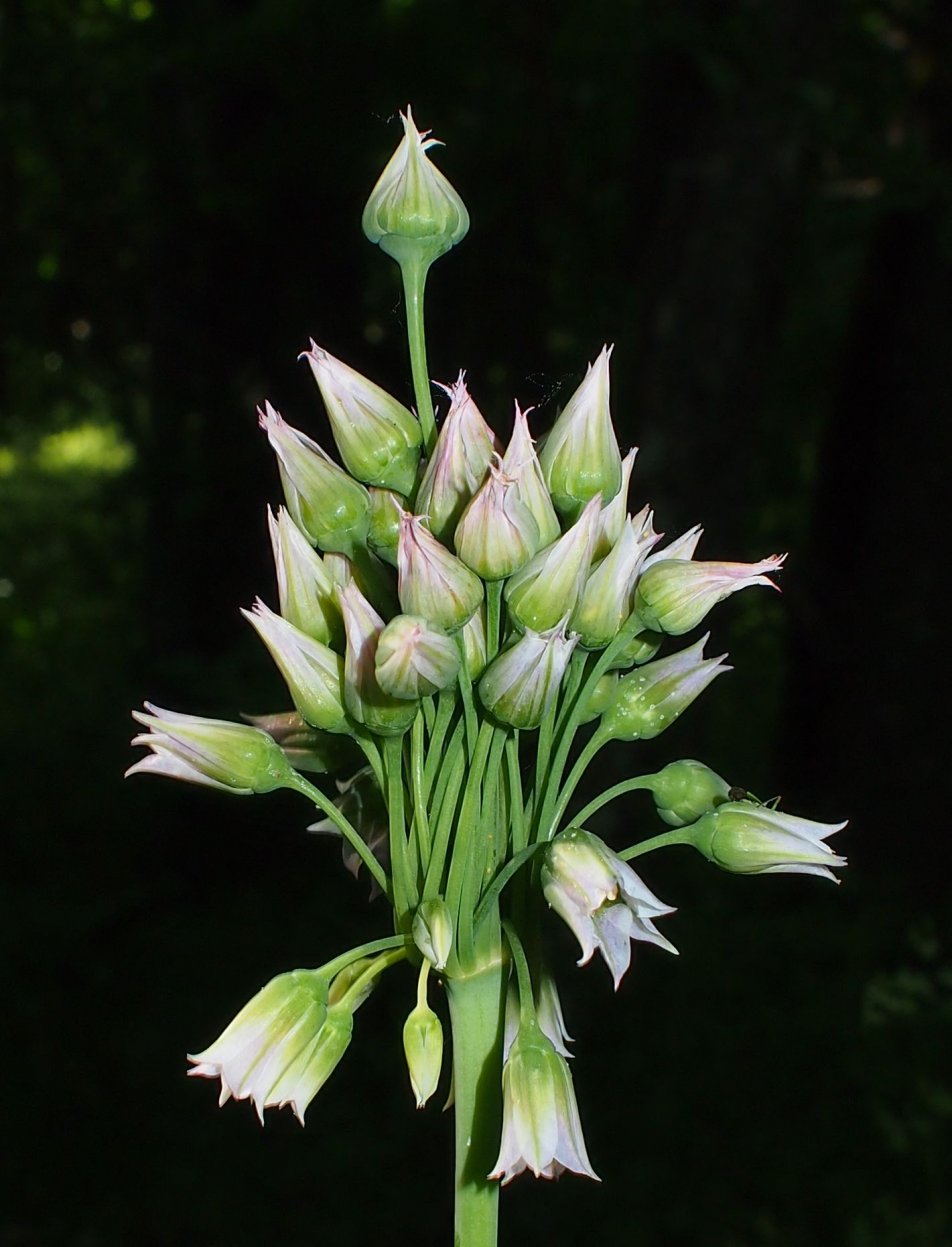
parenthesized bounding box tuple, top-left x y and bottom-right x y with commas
(375, 614, 461, 699)
(368, 488, 405, 568)
(459, 605, 488, 679)
(571, 511, 657, 649)
(412, 897, 454, 971)
(688, 802, 847, 882)
(505, 497, 600, 634)
(403, 963, 444, 1108)
(478, 621, 578, 729)
(362, 106, 470, 269)
(302, 342, 421, 495)
(242, 600, 349, 734)
(268, 506, 342, 648)
(600, 634, 730, 742)
(645, 759, 732, 827)
(593, 446, 638, 560)
(337, 582, 418, 736)
(416, 373, 499, 543)
(607, 624, 664, 670)
(454, 456, 541, 580)
(538, 346, 622, 523)
(397, 511, 483, 632)
(575, 672, 619, 725)
(502, 402, 561, 548)
(635, 553, 787, 636)
(258, 402, 371, 557)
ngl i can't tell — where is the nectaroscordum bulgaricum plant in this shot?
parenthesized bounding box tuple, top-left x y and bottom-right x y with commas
(127, 108, 846, 1247)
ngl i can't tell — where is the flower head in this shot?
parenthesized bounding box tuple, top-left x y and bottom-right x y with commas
(490, 1018, 598, 1184)
(689, 802, 848, 881)
(362, 107, 469, 267)
(542, 828, 678, 988)
(126, 704, 294, 794)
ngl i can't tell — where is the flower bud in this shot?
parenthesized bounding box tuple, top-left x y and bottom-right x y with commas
(187, 967, 337, 1123)
(302, 342, 421, 494)
(454, 456, 541, 580)
(258, 402, 371, 557)
(126, 704, 295, 794)
(244, 710, 360, 775)
(538, 346, 622, 522)
(542, 828, 677, 988)
(375, 614, 461, 699)
(268, 506, 342, 648)
(416, 373, 499, 542)
(635, 553, 787, 636)
(412, 897, 454, 970)
(504, 497, 600, 633)
(606, 625, 664, 670)
(571, 512, 656, 649)
(398, 511, 483, 631)
(478, 621, 578, 730)
(600, 634, 730, 742)
(501, 402, 561, 548)
(575, 672, 618, 725)
(242, 600, 349, 733)
(688, 802, 847, 882)
(645, 759, 732, 827)
(459, 605, 488, 679)
(490, 1018, 597, 1184)
(337, 582, 418, 736)
(362, 106, 469, 268)
(368, 487, 404, 567)
(593, 447, 638, 560)
(403, 992, 444, 1108)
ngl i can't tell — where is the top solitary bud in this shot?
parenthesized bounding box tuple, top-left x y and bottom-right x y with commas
(362, 107, 470, 268)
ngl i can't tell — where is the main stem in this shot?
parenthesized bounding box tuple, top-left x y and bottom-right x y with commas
(446, 958, 506, 1247)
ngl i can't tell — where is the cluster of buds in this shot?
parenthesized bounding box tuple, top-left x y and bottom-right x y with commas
(126, 105, 845, 1216)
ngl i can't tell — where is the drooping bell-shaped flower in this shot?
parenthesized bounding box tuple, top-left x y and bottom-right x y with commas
(302, 342, 421, 495)
(126, 704, 295, 794)
(600, 634, 731, 742)
(538, 346, 622, 523)
(504, 497, 600, 634)
(375, 614, 461, 700)
(571, 511, 658, 649)
(645, 759, 732, 827)
(268, 506, 342, 648)
(635, 553, 787, 636)
(501, 402, 561, 548)
(258, 402, 371, 557)
(478, 621, 578, 730)
(593, 446, 638, 560)
(689, 802, 848, 881)
(454, 455, 541, 580)
(242, 599, 349, 734)
(337, 581, 418, 736)
(362, 106, 470, 268)
(542, 828, 678, 988)
(415, 373, 499, 542)
(187, 967, 340, 1123)
(490, 1017, 598, 1184)
(397, 511, 483, 632)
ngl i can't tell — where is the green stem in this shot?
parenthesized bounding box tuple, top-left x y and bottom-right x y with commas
(336, 946, 408, 1011)
(317, 934, 411, 982)
(505, 733, 527, 854)
(618, 827, 695, 861)
(458, 727, 507, 959)
(546, 728, 608, 837)
(384, 736, 416, 924)
(501, 920, 534, 1025)
(473, 843, 544, 933)
(400, 254, 437, 455)
(570, 773, 658, 828)
(486, 581, 503, 661)
(423, 689, 456, 798)
(422, 742, 467, 900)
(410, 710, 431, 866)
(286, 773, 391, 899)
(446, 960, 507, 1247)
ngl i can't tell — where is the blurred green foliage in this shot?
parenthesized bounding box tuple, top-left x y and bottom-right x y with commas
(2, 1, 950, 1244)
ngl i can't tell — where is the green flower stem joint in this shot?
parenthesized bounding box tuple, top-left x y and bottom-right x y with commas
(126, 108, 848, 1247)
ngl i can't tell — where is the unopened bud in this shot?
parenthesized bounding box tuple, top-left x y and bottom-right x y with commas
(593, 447, 638, 560)
(268, 506, 342, 648)
(416, 373, 499, 542)
(635, 554, 787, 636)
(403, 990, 444, 1108)
(478, 621, 578, 729)
(571, 512, 656, 649)
(375, 614, 461, 699)
(575, 672, 618, 725)
(459, 605, 488, 679)
(504, 497, 600, 633)
(645, 759, 732, 827)
(337, 582, 418, 736)
(368, 487, 404, 567)
(600, 634, 730, 742)
(398, 511, 483, 631)
(501, 402, 561, 548)
(688, 802, 847, 882)
(454, 456, 541, 580)
(412, 898, 454, 970)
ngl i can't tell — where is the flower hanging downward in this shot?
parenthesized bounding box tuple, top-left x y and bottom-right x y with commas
(542, 829, 678, 989)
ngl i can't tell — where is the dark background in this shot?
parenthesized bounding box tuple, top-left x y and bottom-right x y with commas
(2, 2, 950, 1244)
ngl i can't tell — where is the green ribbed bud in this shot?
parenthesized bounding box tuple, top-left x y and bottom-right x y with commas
(504, 497, 600, 633)
(576, 672, 619, 725)
(302, 343, 421, 495)
(501, 402, 561, 548)
(593, 447, 638, 560)
(258, 402, 371, 557)
(368, 488, 404, 567)
(607, 624, 664, 670)
(412, 898, 453, 971)
(688, 803, 847, 882)
(571, 511, 655, 649)
(459, 605, 487, 679)
(634, 554, 787, 636)
(478, 621, 578, 729)
(337, 582, 418, 736)
(538, 346, 622, 523)
(362, 106, 469, 269)
(416, 373, 499, 542)
(403, 965, 444, 1109)
(375, 614, 461, 699)
(397, 511, 483, 631)
(645, 759, 732, 827)
(600, 634, 730, 742)
(454, 456, 541, 580)
(267, 506, 342, 648)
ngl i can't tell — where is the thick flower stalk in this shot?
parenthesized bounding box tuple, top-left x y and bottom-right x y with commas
(126, 108, 846, 1247)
